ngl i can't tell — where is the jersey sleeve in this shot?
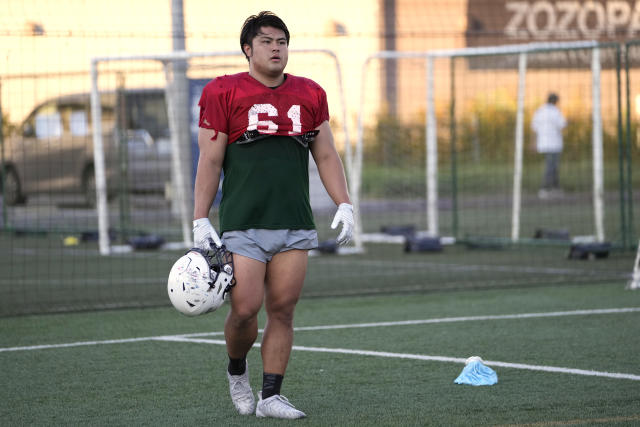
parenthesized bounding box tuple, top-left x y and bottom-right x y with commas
(314, 86, 330, 128)
(198, 78, 229, 133)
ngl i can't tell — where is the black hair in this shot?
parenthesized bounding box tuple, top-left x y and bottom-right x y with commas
(547, 93, 559, 104)
(240, 11, 290, 62)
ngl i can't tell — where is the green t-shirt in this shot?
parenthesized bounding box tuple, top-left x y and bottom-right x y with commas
(219, 135, 315, 233)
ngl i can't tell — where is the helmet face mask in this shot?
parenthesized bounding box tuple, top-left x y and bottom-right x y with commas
(167, 246, 236, 316)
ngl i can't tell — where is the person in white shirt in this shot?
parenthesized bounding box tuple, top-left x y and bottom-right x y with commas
(531, 93, 567, 198)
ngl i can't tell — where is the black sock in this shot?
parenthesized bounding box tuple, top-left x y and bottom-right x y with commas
(227, 356, 246, 376)
(262, 373, 283, 399)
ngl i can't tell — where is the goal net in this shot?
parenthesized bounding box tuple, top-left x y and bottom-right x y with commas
(324, 40, 637, 296)
(353, 41, 626, 249)
(89, 49, 350, 255)
(0, 49, 350, 316)
(1, 41, 636, 316)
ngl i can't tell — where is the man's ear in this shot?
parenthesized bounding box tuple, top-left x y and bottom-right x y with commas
(243, 43, 252, 59)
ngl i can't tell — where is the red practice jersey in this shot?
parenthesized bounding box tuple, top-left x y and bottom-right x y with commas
(198, 72, 329, 144)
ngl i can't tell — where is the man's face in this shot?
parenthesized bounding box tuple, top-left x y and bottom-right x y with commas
(244, 26, 288, 78)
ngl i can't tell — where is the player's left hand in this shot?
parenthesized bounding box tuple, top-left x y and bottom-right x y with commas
(331, 203, 354, 246)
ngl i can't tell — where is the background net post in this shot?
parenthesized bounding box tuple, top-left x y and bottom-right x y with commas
(0, 78, 6, 229)
(511, 52, 527, 242)
(629, 240, 640, 290)
(162, 57, 192, 248)
(90, 59, 111, 256)
(426, 54, 439, 238)
(624, 41, 639, 249)
(592, 47, 605, 243)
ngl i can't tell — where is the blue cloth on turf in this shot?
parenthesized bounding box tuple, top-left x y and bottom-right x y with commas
(454, 360, 498, 386)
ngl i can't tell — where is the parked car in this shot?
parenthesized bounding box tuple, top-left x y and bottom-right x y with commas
(1, 89, 171, 206)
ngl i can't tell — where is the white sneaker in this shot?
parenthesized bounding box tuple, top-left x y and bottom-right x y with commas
(227, 362, 255, 415)
(255, 391, 306, 419)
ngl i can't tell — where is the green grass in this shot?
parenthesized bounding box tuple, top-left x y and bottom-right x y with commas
(1, 282, 639, 426)
(360, 158, 635, 199)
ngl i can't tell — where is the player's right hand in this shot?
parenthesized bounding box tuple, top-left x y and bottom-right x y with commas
(192, 218, 222, 250)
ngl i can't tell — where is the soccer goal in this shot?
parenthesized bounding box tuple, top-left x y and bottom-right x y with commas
(352, 40, 621, 251)
(89, 49, 350, 255)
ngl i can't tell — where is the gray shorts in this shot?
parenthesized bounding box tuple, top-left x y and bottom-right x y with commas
(222, 229, 318, 263)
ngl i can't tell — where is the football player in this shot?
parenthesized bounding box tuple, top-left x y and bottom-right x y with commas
(193, 11, 353, 419)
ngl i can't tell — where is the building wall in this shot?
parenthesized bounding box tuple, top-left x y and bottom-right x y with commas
(389, 0, 469, 121)
(387, 0, 627, 126)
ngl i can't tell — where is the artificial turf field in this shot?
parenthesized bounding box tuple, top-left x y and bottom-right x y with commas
(1, 281, 639, 426)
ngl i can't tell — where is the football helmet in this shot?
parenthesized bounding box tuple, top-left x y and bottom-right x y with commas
(167, 245, 236, 316)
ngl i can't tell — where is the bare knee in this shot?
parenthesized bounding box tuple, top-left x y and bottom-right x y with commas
(265, 297, 298, 327)
(228, 301, 260, 328)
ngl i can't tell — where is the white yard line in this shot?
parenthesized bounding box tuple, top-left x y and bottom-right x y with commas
(153, 336, 640, 381)
(2, 307, 639, 353)
(2, 307, 640, 381)
(0, 337, 155, 353)
(290, 307, 640, 331)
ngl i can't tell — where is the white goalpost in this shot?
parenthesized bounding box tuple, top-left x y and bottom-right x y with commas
(628, 240, 640, 290)
(90, 49, 350, 255)
(353, 40, 605, 250)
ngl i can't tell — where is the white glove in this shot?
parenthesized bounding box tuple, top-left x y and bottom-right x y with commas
(331, 203, 354, 246)
(193, 218, 222, 250)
